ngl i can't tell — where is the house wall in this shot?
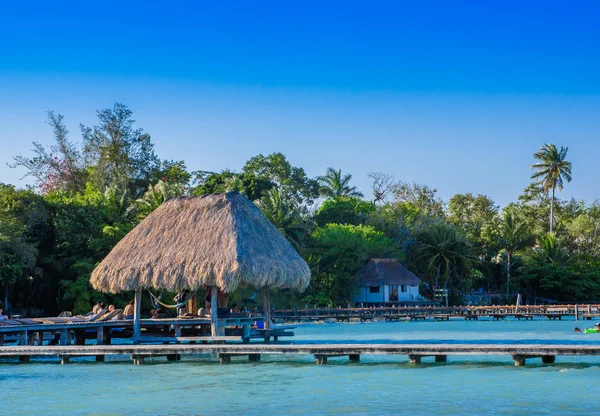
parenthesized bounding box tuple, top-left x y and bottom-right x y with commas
(356, 286, 386, 304)
(355, 284, 421, 304)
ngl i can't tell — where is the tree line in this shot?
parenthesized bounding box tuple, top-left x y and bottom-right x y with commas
(1, 103, 598, 314)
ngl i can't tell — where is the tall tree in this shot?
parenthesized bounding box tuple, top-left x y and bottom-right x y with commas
(447, 193, 498, 245)
(391, 181, 444, 218)
(243, 153, 319, 205)
(11, 111, 86, 194)
(81, 103, 159, 197)
(317, 167, 363, 199)
(415, 222, 474, 300)
(368, 172, 395, 204)
(530, 144, 572, 233)
(495, 208, 534, 299)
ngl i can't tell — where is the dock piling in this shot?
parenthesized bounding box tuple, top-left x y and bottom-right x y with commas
(435, 355, 447, 362)
(349, 354, 360, 362)
(408, 354, 421, 364)
(542, 355, 556, 364)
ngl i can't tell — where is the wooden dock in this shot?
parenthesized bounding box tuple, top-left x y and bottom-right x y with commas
(272, 304, 600, 323)
(0, 317, 293, 346)
(1, 343, 599, 366)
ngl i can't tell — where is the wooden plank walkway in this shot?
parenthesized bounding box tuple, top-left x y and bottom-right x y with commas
(1, 343, 600, 366)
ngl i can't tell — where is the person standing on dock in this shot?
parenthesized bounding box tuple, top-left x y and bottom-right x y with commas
(174, 290, 190, 317)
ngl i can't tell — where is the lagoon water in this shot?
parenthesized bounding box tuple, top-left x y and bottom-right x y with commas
(3, 319, 600, 415)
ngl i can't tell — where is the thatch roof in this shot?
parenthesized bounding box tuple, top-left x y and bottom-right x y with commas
(356, 258, 421, 287)
(90, 192, 310, 294)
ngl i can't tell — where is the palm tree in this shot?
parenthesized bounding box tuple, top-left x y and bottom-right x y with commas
(256, 188, 307, 250)
(530, 144, 572, 233)
(128, 179, 184, 220)
(416, 222, 474, 305)
(317, 167, 363, 199)
(497, 208, 533, 300)
(537, 233, 569, 265)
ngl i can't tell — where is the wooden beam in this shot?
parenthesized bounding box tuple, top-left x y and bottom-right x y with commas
(262, 287, 271, 330)
(210, 286, 218, 337)
(133, 288, 142, 340)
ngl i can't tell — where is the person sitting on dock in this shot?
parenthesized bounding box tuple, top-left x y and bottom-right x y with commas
(92, 300, 105, 314)
(123, 300, 134, 319)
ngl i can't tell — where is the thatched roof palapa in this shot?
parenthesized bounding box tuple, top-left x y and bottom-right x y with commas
(90, 192, 310, 294)
(356, 258, 421, 287)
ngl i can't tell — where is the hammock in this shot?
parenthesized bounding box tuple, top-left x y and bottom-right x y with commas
(150, 290, 164, 309)
(147, 289, 199, 309)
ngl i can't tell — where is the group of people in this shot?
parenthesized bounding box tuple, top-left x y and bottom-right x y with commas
(91, 300, 135, 320)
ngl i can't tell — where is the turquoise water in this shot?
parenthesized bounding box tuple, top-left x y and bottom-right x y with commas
(2, 319, 600, 415)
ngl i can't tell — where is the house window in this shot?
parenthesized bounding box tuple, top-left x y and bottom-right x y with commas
(401, 285, 407, 293)
(369, 286, 380, 293)
(389, 285, 399, 302)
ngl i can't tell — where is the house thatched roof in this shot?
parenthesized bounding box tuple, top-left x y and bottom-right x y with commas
(90, 192, 310, 294)
(356, 258, 421, 287)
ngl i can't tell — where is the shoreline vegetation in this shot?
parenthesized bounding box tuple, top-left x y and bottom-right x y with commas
(2, 103, 599, 317)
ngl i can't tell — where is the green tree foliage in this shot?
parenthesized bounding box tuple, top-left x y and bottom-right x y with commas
(81, 103, 159, 197)
(415, 222, 474, 292)
(447, 193, 498, 245)
(483, 207, 534, 299)
(0, 184, 49, 311)
(391, 181, 444, 218)
(305, 224, 401, 305)
(192, 170, 273, 201)
(128, 179, 186, 221)
(255, 188, 309, 251)
(11, 111, 87, 194)
(530, 144, 572, 233)
(243, 153, 319, 204)
(317, 167, 363, 199)
(314, 197, 375, 227)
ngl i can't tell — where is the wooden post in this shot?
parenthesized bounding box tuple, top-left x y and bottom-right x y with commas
(61, 356, 70, 365)
(575, 304, 579, 321)
(262, 286, 271, 330)
(210, 286, 218, 337)
(133, 288, 142, 340)
(188, 292, 197, 316)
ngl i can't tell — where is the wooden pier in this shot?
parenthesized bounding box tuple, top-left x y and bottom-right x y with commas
(0, 317, 293, 346)
(272, 304, 600, 323)
(1, 343, 599, 366)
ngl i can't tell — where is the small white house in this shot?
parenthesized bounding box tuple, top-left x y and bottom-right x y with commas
(354, 258, 421, 306)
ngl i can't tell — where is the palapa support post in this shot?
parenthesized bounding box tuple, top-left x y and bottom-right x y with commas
(210, 286, 219, 337)
(133, 288, 142, 341)
(262, 286, 271, 331)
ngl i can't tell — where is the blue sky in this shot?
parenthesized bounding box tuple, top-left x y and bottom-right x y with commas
(1, 1, 599, 206)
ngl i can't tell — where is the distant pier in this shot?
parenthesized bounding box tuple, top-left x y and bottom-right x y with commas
(273, 304, 600, 323)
